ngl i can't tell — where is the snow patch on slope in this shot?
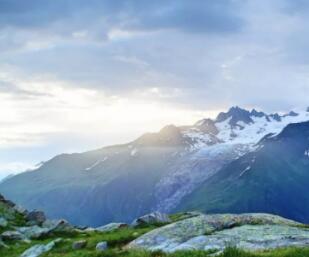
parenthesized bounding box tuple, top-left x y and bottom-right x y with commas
(85, 157, 108, 171)
(131, 148, 138, 156)
(155, 109, 309, 213)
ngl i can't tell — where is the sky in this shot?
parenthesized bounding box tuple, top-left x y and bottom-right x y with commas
(0, 0, 309, 178)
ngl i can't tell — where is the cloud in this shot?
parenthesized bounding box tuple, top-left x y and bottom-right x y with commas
(0, 0, 243, 34)
(0, 66, 215, 150)
(1, 0, 309, 178)
(281, 0, 309, 14)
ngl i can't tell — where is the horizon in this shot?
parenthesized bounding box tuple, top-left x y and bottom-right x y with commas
(0, 104, 307, 180)
(1, 0, 309, 179)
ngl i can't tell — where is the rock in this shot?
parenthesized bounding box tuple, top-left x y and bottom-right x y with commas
(20, 238, 61, 257)
(96, 241, 108, 251)
(1, 230, 24, 241)
(0, 194, 15, 208)
(16, 220, 74, 240)
(96, 222, 128, 232)
(13, 205, 28, 215)
(42, 219, 74, 233)
(129, 213, 307, 252)
(17, 226, 50, 239)
(72, 240, 87, 249)
(26, 210, 46, 226)
(83, 227, 96, 232)
(171, 225, 309, 252)
(0, 217, 8, 227)
(131, 212, 171, 227)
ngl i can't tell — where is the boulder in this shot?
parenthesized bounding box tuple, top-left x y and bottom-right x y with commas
(129, 213, 308, 252)
(26, 210, 46, 226)
(43, 219, 74, 233)
(170, 225, 309, 252)
(72, 240, 87, 249)
(20, 238, 61, 257)
(0, 194, 15, 208)
(17, 226, 50, 239)
(96, 241, 108, 251)
(96, 223, 128, 232)
(16, 220, 74, 240)
(131, 212, 171, 227)
(1, 230, 24, 241)
(13, 205, 29, 215)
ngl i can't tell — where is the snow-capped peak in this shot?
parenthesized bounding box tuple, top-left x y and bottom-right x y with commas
(181, 107, 309, 152)
(216, 106, 254, 126)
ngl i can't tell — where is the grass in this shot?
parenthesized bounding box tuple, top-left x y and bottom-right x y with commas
(220, 247, 309, 257)
(169, 212, 201, 223)
(45, 247, 309, 257)
(41, 226, 161, 257)
(0, 202, 27, 234)
(294, 223, 309, 229)
(1, 208, 309, 257)
(1, 226, 309, 257)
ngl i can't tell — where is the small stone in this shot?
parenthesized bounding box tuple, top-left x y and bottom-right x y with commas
(96, 241, 108, 251)
(131, 212, 171, 227)
(1, 230, 24, 241)
(72, 240, 87, 249)
(96, 222, 128, 232)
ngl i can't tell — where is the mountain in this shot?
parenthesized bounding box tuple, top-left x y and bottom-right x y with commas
(0, 106, 308, 226)
(177, 121, 309, 223)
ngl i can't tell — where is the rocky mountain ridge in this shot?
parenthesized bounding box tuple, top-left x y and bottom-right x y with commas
(0, 106, 308, 226)
(177, 120, 309, 223)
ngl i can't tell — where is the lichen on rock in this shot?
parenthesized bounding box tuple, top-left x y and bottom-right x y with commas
(129, 213, 308, 252)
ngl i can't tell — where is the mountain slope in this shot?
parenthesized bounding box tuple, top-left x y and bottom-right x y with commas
(177, 121, 309, 223)
(1, 107, 308, 226)
(0, 126, 188, 226)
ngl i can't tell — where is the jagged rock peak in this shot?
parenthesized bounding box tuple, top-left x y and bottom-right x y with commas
(251, 108, 266, 117)
(216, 106, 253, 127)
(282, 111, 299, 118)
(268, 113, 281, 122)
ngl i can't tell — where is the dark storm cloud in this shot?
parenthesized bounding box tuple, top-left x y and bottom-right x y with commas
(0, 0, 243, 34)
